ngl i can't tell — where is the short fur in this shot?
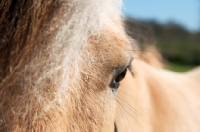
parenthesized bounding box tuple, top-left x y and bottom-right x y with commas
(115, 50, 200, 132)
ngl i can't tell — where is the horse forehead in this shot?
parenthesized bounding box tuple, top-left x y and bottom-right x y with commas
(88, 29, 132, 66)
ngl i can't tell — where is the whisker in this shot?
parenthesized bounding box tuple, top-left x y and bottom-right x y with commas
(116, 99, 129, 132)
(116, 95, 149, 123)
(115, 99, 139, 131)
(117, 90, 140, 101)
(128, 49, 160, 54)
(134, 57, 161, 71)
(116, 96, 140, 116)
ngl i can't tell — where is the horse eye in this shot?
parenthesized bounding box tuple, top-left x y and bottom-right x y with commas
(110, 68, 127, 92)
(115, 68, 127, 82)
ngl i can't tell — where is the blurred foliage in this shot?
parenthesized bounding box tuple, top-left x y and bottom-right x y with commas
(165, 64, 195, 72)
(125, 18, 200, 65)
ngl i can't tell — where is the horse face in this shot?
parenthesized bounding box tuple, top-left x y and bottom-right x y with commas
(0, 0, 133, 131)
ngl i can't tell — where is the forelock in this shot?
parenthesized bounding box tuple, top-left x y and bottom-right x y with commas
(0, 0, 123, 114)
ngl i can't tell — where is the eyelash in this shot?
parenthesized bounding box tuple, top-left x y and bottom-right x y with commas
(127, 64, 134, 76)
(109, 64, 133, 91)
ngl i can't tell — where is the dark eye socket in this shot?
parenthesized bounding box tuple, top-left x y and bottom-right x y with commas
(115, 68, 127, 82)
(110, 67, 127, 91)
(110, 57, 133, 93)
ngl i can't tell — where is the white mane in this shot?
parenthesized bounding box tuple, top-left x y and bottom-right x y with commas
(0, 0, 130, 131)
(17, 0, 123, 111)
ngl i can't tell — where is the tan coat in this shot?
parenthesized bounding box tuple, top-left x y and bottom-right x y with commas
(116, 58, 200, 132)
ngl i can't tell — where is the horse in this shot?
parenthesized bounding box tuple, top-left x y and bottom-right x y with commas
(115, 49, 200, 132)
(0, 0, 134, 131)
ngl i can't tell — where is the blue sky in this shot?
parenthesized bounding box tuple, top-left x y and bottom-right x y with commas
(122, 0, 200, 31)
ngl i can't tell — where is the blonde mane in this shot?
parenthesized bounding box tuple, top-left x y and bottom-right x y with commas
(0, 0, 135, 131)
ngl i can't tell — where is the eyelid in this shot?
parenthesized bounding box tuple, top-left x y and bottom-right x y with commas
(113, 66, 126, 80)
(127, 64, 134, 76)
(127, 57, 134, 76)
(109, 58, 134, 89)
(129, 57, 134, 65)
(114, 57, 133, 78)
